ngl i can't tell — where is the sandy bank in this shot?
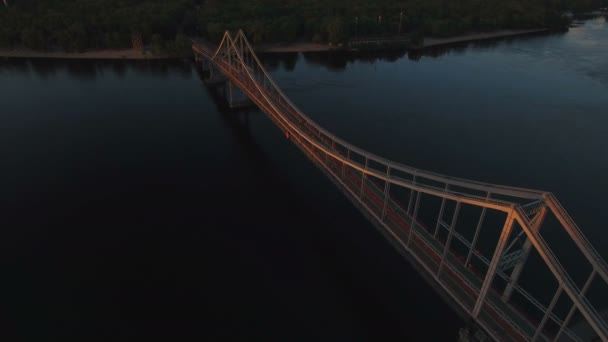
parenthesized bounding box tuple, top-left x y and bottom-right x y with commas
(422, 29, 548, 48)
(255, 43, 332, 53)
(0, 48, 175, 60)
(0, 29, 549, 59)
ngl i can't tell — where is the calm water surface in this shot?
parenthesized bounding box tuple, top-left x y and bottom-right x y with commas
(1, 18, 607, 340)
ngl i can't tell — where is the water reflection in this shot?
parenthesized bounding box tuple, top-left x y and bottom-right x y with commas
(256, 31, 564, 71)
(0, 57, 194, 80)
(258, 52, 299, 72)
(0, 31, 568, 77)
(2, 18, 607, 340)
(0, 57, 29, 74)
(408, 31, 565, 60)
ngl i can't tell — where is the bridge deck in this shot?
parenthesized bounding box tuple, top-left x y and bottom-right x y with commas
(192, 38, 600, 341)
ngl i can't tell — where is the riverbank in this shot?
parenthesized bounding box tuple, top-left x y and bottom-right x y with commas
(421, 29, 549, 48)
(255, 43, 332, 53)
(256, 29, 549, 53)
(0, 48, 174, 60)
(0, 28, 550, 59)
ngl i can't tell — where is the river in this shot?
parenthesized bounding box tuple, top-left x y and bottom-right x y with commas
(1, 18, 607, 340)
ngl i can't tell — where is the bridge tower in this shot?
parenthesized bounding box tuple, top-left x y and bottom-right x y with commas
(192, 31, 608, 342)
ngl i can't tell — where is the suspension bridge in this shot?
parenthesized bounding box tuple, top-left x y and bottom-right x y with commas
(193, 30, 608, 342)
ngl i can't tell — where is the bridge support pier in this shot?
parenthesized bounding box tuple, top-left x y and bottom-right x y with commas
(192, 32, 608, 342)
(200, 57, 210, 71)
(200, 59, 227, 86)
(226, 80, 252, 109)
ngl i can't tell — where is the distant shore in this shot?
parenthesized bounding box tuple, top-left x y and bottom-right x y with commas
(256, 42, 332, 53)
(420, 28, 549, 48)
(256, 28, 549, 52)
(0, 28, 550, 60)
(0, 48, 173, 60)
(257, 28, 549, 52)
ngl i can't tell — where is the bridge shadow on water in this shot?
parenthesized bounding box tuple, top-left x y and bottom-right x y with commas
(0, 55, 494, 340)
(195, 66, 276, 177)
(193, 64, 465, 341)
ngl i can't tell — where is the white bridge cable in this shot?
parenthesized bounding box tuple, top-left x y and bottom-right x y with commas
(228, 31, 545, 201)
(193, 31, 608, 341)
(241, 30, 608, 287)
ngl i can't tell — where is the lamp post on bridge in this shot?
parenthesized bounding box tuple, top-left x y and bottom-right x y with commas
(399, 11, 404, 35)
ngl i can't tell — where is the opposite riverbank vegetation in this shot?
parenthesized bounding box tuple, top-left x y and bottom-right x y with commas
(1, 0, 606, 59)
(0, 28, 559, 59)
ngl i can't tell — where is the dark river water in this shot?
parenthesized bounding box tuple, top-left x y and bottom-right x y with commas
(2, 18, 607, 340)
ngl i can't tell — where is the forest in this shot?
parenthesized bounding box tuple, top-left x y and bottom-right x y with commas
(0, 0, 606, 53)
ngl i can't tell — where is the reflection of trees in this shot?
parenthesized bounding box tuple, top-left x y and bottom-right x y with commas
(408, 43, 468, 60)
(124, 59, 193, 79)
(131, 60, 169, 78)
(29, 59, 61, 79)
(65, 61, 99, 81)
(1, 58, 196, 80)
(407, 31, 561, 61)
(300, 50, 407, 71)
(110, 60, 127, 78)
(259, 53, 281, 72)
(0, 58, 30, 75)
(282, 53, 298, 71)
(256, 30, 564, 67)
(258, 52, 299, 72)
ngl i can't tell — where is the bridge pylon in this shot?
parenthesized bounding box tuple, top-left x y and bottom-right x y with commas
(192, 30, 608, 342)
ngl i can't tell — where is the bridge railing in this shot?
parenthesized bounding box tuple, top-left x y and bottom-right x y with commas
(237, 32, 546, 203)
(194, 30, 608, 341)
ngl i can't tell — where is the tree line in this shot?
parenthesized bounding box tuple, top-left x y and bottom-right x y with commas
(0, 0, 606, 53)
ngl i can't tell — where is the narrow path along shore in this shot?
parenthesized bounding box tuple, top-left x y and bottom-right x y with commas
(0, 29, 549, 60)
(255, 43, 331, 53)
(421, 29, 548, 48)
(0, 48, 172, 60)
(256, 28, 549, 52)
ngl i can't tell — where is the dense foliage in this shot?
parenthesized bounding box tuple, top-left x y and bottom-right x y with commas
(0, 0, 199, 53)
(0, 0, 605, 53)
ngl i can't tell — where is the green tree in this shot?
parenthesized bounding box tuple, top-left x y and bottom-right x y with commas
(206, 22, 224, 42)
(327, 17, 349, 44)
(0, 0, 588, 51)
(21, 27, 45, 50)
(173, 32, 191, 55)
(151, 33, 164, 54)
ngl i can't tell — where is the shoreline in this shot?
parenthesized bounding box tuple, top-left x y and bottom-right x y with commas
(420, 28, 549, 48)
(0, 48, 177, 60)
(0, 29, 550, 60)
(255, 42, 332, 53)
(255, 28, 550, 53)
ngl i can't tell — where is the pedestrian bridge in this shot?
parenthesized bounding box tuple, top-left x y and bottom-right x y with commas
(193, 30, 608, 341)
